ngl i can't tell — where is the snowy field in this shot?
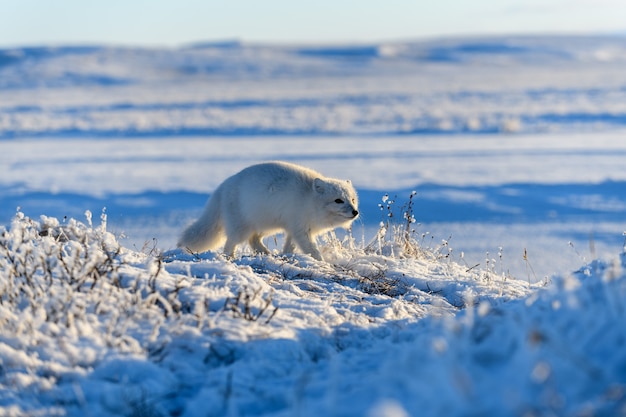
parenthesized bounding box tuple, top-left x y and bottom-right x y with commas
(1, 35, 626, 416)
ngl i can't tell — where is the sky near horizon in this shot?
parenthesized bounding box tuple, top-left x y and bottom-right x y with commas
(2, 0, 626, 47)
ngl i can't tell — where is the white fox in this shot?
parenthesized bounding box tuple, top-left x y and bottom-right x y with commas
(178, 161, 359, 260)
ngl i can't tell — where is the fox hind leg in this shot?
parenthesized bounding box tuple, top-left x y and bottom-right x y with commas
(249, 234, 270, 255)
(282, 235, 297, 254)
(223, 238, 239, 258)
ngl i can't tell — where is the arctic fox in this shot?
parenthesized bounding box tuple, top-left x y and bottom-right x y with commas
(178, 161, 359, 260)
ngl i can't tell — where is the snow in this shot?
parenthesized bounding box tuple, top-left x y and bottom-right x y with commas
(1, 35, 626, 415)
(2, 133, 624, 278)
(1, 211, 625, 416)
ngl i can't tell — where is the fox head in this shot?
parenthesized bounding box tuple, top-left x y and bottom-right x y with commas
(313, 178, 359, 228)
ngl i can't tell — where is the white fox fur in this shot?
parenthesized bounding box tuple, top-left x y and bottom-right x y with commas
(178, 161, 359, 260)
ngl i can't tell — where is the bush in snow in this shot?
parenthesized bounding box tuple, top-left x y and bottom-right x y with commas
(8, 206, 623, 417)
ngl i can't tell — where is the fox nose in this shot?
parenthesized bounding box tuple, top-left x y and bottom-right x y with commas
(352, 209, 359, 217)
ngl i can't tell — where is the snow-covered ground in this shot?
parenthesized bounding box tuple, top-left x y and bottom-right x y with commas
(1, 35, 626, 416)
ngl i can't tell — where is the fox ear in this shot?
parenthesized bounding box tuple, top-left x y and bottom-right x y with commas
(314, 178, 326, 193)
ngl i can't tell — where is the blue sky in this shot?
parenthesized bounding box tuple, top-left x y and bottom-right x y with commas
(2, 0, 626, 47)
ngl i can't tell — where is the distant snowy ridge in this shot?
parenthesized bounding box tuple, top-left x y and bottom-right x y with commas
(1, 211, 625, 416)
(2, 35, 626, 138)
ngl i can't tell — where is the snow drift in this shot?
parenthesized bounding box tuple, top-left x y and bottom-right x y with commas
(1, 211, 624, 416)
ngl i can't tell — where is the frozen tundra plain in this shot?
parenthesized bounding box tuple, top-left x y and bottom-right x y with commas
(0, 35, 626, 416)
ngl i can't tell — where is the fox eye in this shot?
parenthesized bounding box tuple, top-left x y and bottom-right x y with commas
(334, 199, 344, 204)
